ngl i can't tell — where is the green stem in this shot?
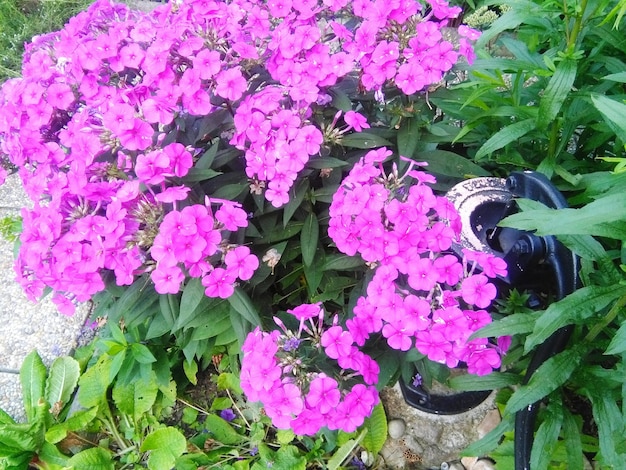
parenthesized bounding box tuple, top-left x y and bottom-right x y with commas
(567, 0, 589, 54)
(100, 402, 131, 452)
(584, 294, 626, 343)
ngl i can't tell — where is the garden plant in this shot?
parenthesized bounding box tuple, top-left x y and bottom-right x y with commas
(0, 0, 625, 468)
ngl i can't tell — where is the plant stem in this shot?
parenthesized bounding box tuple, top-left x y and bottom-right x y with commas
(567, 0, 589, 54)
(584, 294, 626, 343)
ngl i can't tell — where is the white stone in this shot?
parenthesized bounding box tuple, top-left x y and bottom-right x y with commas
(388, 418, 406, 439)
(471, 459, 497, 470)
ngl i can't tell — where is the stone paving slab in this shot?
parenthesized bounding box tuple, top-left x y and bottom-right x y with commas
(0, 173, 91, 422)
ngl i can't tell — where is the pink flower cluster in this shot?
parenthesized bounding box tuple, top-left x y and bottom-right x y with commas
(240, 303, 380, 435)
(329, 149, 510, 375)
(0, 0, 479, 313)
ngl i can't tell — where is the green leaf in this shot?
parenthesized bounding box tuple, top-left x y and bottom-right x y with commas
(470, 312, 538, 340)
(361, 403, 387, 455)
(591, 93, 626, 143)
(462, 413, 515, 457)
(525, 284, 626, 352)
(283, 179, 309, 227)
(306, 156, 349, 169)
(397, 117, 422, 159)
(341, 132, 392, 149)
(182, 168, 221, 182)
(67, 447, 114, 470)
(415, 150, 491, 178)
(500, 193, 626, 240)
(530, 398, 563, 470)
(562, 408, 584, 470)
(300, 213, 319, 267)
(45, 357, 80, 415)
(142, 427, 188, 470)
(130, 343, 157, 364)
(227, 287, 261, 326)
(112, 371, 158, 420)
(537, 59, 577, 129)
(20, 350, 47, 422)
(327, 430, 366, 470)
(177, 277, 207, 329)
(276, 429, 295, 445)
(448, 372, 520, 391)
(77, 355, 115, 408)
(46, 407, 98, 444)
(212, 183, 248, 200)
(204, 414, 245, 445)
(605, 319, 626, 355)
(504, 344, 586, 415)
(183, 359, 199, 385)
(588, 391, 626, 468)
(37, 440, 70, 467)
(475, 118, 536, 160)
(322, 254, 364, 271)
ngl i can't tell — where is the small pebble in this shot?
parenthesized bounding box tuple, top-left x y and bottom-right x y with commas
(388, 418, 406, 438)
(471, 459, 497, 470)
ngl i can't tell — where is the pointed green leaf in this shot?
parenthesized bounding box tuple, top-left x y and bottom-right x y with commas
(45, 357, 80, 415)
(341, 132, 392, 149)
(67, 446, 114, 470)
(448, 372, 520, 391)
(537, 59, 577, 129)
(328, 430, 366, 470)
(591, 93, 626, 142)
(398, 117, 421, 159)
(504, 345, 586, 415)
(306, 157, 349, 169)
(530, 398, 563, 470)
(470, 312, 538, 340)
(283, 179, 309, 227)
(301, 213, 319, 267)
(322, 254, 364, 271)
(605, 319, 626, 355)
(38, 440, 70, 467)
(361, 403, 387, 455)
(20, 350, 47, 422)
(475, 118, 536, 160)
(130, 343, 157, 364)
(227, 287, 261, 326)
(562, 408, 584, 470)
(526, 284, 626, 352)
(183, 359, 199, 386)
(78, 355, 116, 408)
(177, 277, 207, 329)
(112, 371, 158, 420)
(415, 150, 491, 178)
(204, 414, 245, 445)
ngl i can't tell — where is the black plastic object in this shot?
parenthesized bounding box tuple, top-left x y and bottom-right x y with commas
(399, 171, 579, 470)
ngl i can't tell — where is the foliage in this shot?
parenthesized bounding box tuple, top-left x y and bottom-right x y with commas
(426, 0, 626, 467)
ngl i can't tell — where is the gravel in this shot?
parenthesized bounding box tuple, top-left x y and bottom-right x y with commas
(0, 173, 93, 423)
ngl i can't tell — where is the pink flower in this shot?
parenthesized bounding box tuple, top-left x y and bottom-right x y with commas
(155, 186, 190, 203)
(151, 264, 184, 294)
(287, 302, 323, 321)
(320, 326, 353, 359)
(461, 274, 497, 308)
(202, 268, 237, 298)
(215, 67, 247, 101)
(306, 375, 340, 414)
(224, 246, 259, 281)
(215, 203, 248, 230)
(344, 110, 370, 132)
(46, 83, 75, 110)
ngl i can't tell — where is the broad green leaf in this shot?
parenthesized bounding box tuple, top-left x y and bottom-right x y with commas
(212, 183, 248, 200)
(562, 408, 584, 470)
(0, 424, 39, 453)
(415, 150, 491, 178)
(177, 277, 206, 329)
(204, 414, 245, 445)
(361, 403, 387, 455)
(605, 317, 626, 355)
(322, 254, 364, 271)
(141, 427, 188, 470)
(530, 398, 563, 470)
(195, 141, 219, 169)
(217, 372, 243, 395)
(327, 430, 366, 470)
(112, 370, 158, 420)
(537, 59, 577, 129)
(341, 132, 391, 149)
(77, 355, 115, 408)
(470, 312, 538, 340)
(45, 357, 80, 415)
(398, 117, 422, 159)
(283, 179, 309, 227)
(130, 343, 157, 364)
(448, 372, 520, 391)
(500, 193, 626, 240)
(38, 440, 70, 467)
(588, 391, 626, 468)
(20, 350, 47, 422)
(276, 429, 295, 445)
(181, 168, 221, 182)
(525, 284, 626, 352)
(183, 359, 199, 385)
(504, 344, 586, 415)
(45, 407, 98, 444)
(602, 72, 626, 83)
(67, 447, 114, 470)
(306, 156, 349, 169)
(227, 287, 261, 326)
(301, 213, 319, 267)
(591, 93, 626, 143)
(475, 118, 536, 160)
